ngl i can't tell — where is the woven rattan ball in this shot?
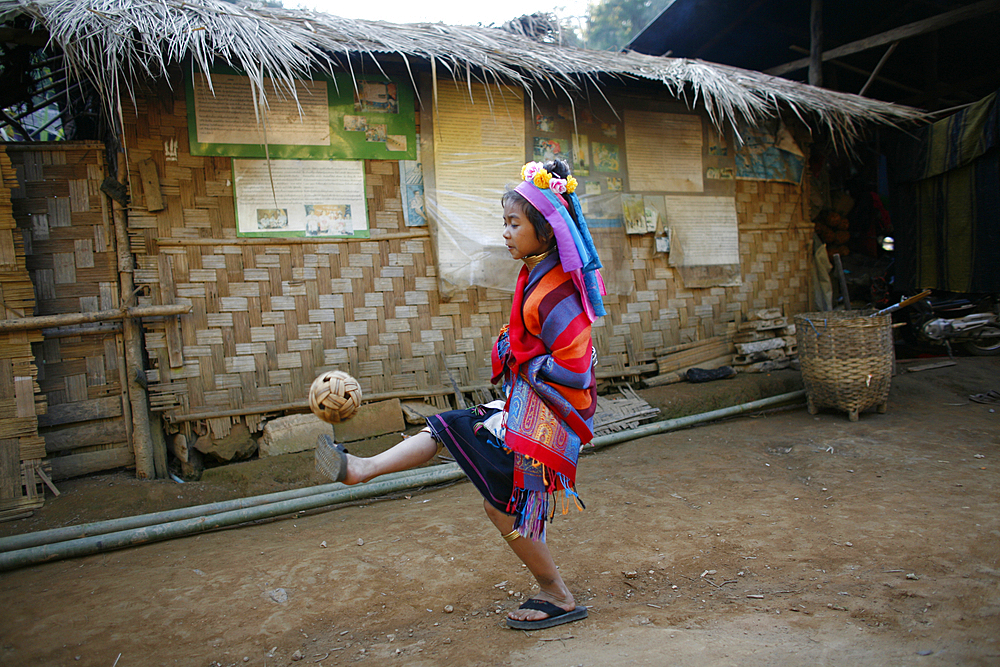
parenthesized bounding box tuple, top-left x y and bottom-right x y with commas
(309, 371, 362, 424)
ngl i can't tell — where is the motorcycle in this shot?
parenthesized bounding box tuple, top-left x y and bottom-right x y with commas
(893, 291, 1000, 357)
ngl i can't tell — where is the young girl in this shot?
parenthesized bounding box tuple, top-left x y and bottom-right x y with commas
(318, 159, 604, 630)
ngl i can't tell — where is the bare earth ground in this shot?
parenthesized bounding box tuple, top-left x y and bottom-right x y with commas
(1, 357, 998, 667)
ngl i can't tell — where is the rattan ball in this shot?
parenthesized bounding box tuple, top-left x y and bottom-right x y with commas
(309, 371, 362, 424)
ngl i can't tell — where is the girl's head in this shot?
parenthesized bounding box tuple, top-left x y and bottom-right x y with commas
(501, 159, 577, 259)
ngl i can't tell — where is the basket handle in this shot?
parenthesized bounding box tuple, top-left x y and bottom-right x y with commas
(800, 316, 825, 337)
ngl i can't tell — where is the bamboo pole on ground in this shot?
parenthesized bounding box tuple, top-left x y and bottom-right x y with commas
(110, 151, 160, 480)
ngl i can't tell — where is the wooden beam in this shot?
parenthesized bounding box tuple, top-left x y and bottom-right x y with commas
(787, 44, 922, 94)
(112, 152, 159, 480)
(43, 419, 128, 453)
(809, 0, 823, 86)
(155, 229, 431, 246)
(767, 0, 1000, 76)
(0, 304, 191, 333)
(49, 447, 135, 481)
(41, 321, 122, 339)
(859, 41, 899, 96)
(37, 396, 123, 428)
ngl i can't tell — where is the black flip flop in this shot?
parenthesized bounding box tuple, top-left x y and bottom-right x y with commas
(506, 599, 588, 630)
(315, 433, 349, 482)
(969, 390, 1000, 404)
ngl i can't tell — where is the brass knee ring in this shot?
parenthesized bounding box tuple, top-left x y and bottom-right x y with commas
(501, 528, 521, 542)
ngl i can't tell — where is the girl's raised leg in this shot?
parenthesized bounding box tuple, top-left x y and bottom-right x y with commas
(342, 428, 438, 485)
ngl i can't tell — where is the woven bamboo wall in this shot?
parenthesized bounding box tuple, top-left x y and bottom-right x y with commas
(123, 87, 812, 439)
(7, 144, 132, 481)
(0, 146, 47, 515)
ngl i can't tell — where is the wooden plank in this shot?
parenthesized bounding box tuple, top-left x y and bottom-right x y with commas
(0, 438, 19, 500)
(37, 395, 122, 427)
(48, 447, 135, 480)
(44, 418, 128, 452)
(905, 360, 957, 373)
(138, 158, 165, 211)
(158, 255, 184, 368)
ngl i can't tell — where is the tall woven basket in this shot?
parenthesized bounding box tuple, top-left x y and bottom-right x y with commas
(794, 310, 894, 422)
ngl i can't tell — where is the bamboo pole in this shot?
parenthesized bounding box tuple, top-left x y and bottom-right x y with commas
(0, 304, 190, 333)
(155, 230, 430, 246)
(164, 383, 497, 424)
(110, 152, 159, 480)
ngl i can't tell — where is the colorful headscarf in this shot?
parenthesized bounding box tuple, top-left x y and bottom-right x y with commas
(514, 162, 606, 321)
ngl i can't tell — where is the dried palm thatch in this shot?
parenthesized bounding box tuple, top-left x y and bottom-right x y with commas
(0, 0, 927, 146)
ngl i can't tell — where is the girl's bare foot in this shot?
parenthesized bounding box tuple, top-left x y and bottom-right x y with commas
(507, 587, 576, 622)
(341, 454, 376, 486)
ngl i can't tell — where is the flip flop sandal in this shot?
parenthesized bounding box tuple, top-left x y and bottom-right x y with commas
(315, 433, 349, 482)
(969, 390, 1000, 404)
(506, 599, 588, 630)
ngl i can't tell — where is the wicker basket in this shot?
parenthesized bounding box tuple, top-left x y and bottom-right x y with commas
(794, 310, 894, 421)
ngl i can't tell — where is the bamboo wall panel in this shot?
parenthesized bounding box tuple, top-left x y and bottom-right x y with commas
(0, 146, 46, 515)
(7, 144, 132, 480)
(124, 88, 813, 439)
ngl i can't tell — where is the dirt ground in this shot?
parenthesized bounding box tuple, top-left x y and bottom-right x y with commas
(0, 356, 998, 667)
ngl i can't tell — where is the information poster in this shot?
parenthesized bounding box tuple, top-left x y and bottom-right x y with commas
(735, 120, 805, 185)
(233, 159, 368, 238)
(187, 68, 416, 160)
(431, 83, 525, 293)
(624, 110, 704, 192)
(663, 196, 739, 265)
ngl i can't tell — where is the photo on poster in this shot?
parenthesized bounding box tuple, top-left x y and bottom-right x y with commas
(655, 229, 671, 253)
(535, 115, 556, 132)
(621, 193, 646, 234)
(256, 208, 289, 231)
(533, 137, 569, 163)
(643, 194, 665, 233)
(606, 177, 622, 192)
(355, 81, 398, 113)
(344, 115, 367, 132)
(706, 167, 735, 180)
(365, 124, 387, 142)
(304, 204, 354, 236)
(584, 181, 602, 196)
(601, 123, 617, 138)
(386, 135, 407, 152)
(401, 134, 426, 227)
(593, 143, 620, 171)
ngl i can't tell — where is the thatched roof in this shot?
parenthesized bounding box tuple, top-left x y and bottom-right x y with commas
(0, 0, 927, 146)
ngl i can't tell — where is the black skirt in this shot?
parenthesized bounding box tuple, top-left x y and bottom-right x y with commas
(426, 406, 515, 515)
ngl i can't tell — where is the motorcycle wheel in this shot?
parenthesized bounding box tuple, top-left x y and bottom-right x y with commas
(962, 326, 1000, 356)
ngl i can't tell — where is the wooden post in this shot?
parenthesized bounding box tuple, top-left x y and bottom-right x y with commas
(809, 0, 823, 87)
(110, 151, 160, 479)
(832, 253, 851, 310)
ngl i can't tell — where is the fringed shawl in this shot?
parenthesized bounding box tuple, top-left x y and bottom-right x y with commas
(491, 254, 596, 539)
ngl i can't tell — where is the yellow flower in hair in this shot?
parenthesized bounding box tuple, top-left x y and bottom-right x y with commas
(533, 169, 551, 189)
(521, 161, 544, 181)
(566, 176, 578, 194)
